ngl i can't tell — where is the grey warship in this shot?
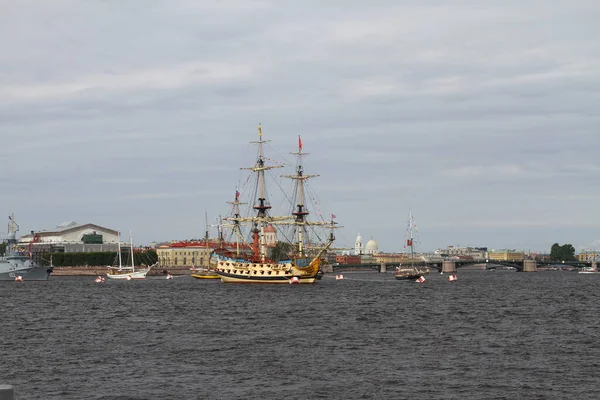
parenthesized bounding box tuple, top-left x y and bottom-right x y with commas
(0, 214, 53, 281)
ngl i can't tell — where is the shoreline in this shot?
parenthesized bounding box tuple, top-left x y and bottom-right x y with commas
(50, 266, 192, 276)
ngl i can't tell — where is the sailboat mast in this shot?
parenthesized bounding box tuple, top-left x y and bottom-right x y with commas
(407, 210, 415, 270)
(117, 230, 123, 268)
(129, 230, 135, 272)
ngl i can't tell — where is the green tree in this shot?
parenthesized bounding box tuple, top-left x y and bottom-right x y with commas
(550, 243, 576, 261)
(270, 241, 293, 261)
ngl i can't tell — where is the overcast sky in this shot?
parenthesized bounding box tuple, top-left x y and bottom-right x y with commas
(1, 0, 599, 253)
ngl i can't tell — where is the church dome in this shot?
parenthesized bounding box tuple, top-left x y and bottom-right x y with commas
(264, 224, 276, 233)
(365, 239, 378, 253)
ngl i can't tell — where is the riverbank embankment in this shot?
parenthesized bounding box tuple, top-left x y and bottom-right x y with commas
(51, 266, 192, 276)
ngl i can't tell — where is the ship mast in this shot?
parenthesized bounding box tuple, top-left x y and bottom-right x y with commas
(6, 214, 19, 253)
(408, 210, 415, 271)
(283, 135, 318, 256)
(117, 230, 123, 269)
(204, 210, 209, 268)
(244, 124, 283, 261)
(129, 230, 135, 272)
(226, 188, 246, 256)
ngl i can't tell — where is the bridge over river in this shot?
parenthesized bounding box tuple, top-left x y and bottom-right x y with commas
(332, 259, 597, 273)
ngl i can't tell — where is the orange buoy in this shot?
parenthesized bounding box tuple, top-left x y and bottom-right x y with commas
(15, 275, 24, 282)
(289, 276, 300, 284)
(416, 275, 426, 283)
(448, 274, 457, 282)
(336, 274, 344, 280)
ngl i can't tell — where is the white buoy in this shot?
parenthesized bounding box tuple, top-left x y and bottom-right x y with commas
(126, 275, 132, 281)
(448, 274, 457, 282)
(94, 276, 104, 283)
(416, 275, 426, 283)
(335, 274, 344, 280)
(14, 276, 23, 282)
(289, 276, 300, 284)
(166, 274, 173, 280)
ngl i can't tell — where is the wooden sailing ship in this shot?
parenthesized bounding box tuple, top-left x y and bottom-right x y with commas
(214, 125, 338, 284)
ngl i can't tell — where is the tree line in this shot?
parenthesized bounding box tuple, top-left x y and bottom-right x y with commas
(39, 249, 158, 267)
(550, 243, 576, 262)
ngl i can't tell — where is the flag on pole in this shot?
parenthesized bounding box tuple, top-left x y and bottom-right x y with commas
(235, 188, 240, 200)
(331, 214, 336, 219)
(298, 135, 303, 151)
(258, 123, 262, 137)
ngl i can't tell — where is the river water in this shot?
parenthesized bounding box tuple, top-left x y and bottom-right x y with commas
(1, 271, 599, 400)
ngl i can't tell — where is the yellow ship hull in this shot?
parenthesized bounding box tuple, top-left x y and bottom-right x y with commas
(191, 273, 220, 279)
(215, 258, 320, 284)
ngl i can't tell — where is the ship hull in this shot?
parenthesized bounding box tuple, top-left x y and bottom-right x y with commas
(106, 269, 150, 280)
(214, 258, 320, 284)
(0, 263, 53, 281)
(216, 270, 316, 284)
(191, 273, 220, 279)
(0, 257, 53, 281)
(190, 268, 220, 279)
(395, 268, 430, 281)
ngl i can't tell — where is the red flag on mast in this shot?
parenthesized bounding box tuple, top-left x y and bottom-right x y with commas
(298, 135, 303, 151)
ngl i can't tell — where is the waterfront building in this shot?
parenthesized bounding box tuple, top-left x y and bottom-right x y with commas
(487, 249, 525, 261)
(373, 252, 410, 264)
(336, 254, 362, 264)
(354, 233, 379, 256)
(577, 250, 599, 262)
(436, 246, 488, 259)
(18, 221, 121, 253)
(156, 240, 252, 268)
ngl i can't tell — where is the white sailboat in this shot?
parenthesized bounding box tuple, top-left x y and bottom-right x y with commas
(578, 264, 599, 274)
(106, 231, 153, 280)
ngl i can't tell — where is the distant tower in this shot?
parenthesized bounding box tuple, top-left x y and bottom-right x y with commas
(355, 233, 363, 255)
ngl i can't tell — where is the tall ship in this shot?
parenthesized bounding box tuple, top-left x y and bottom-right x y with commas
(0, 214, 53, 281)
(214, 125, 338, 284)
(395, 210, 430, 281)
